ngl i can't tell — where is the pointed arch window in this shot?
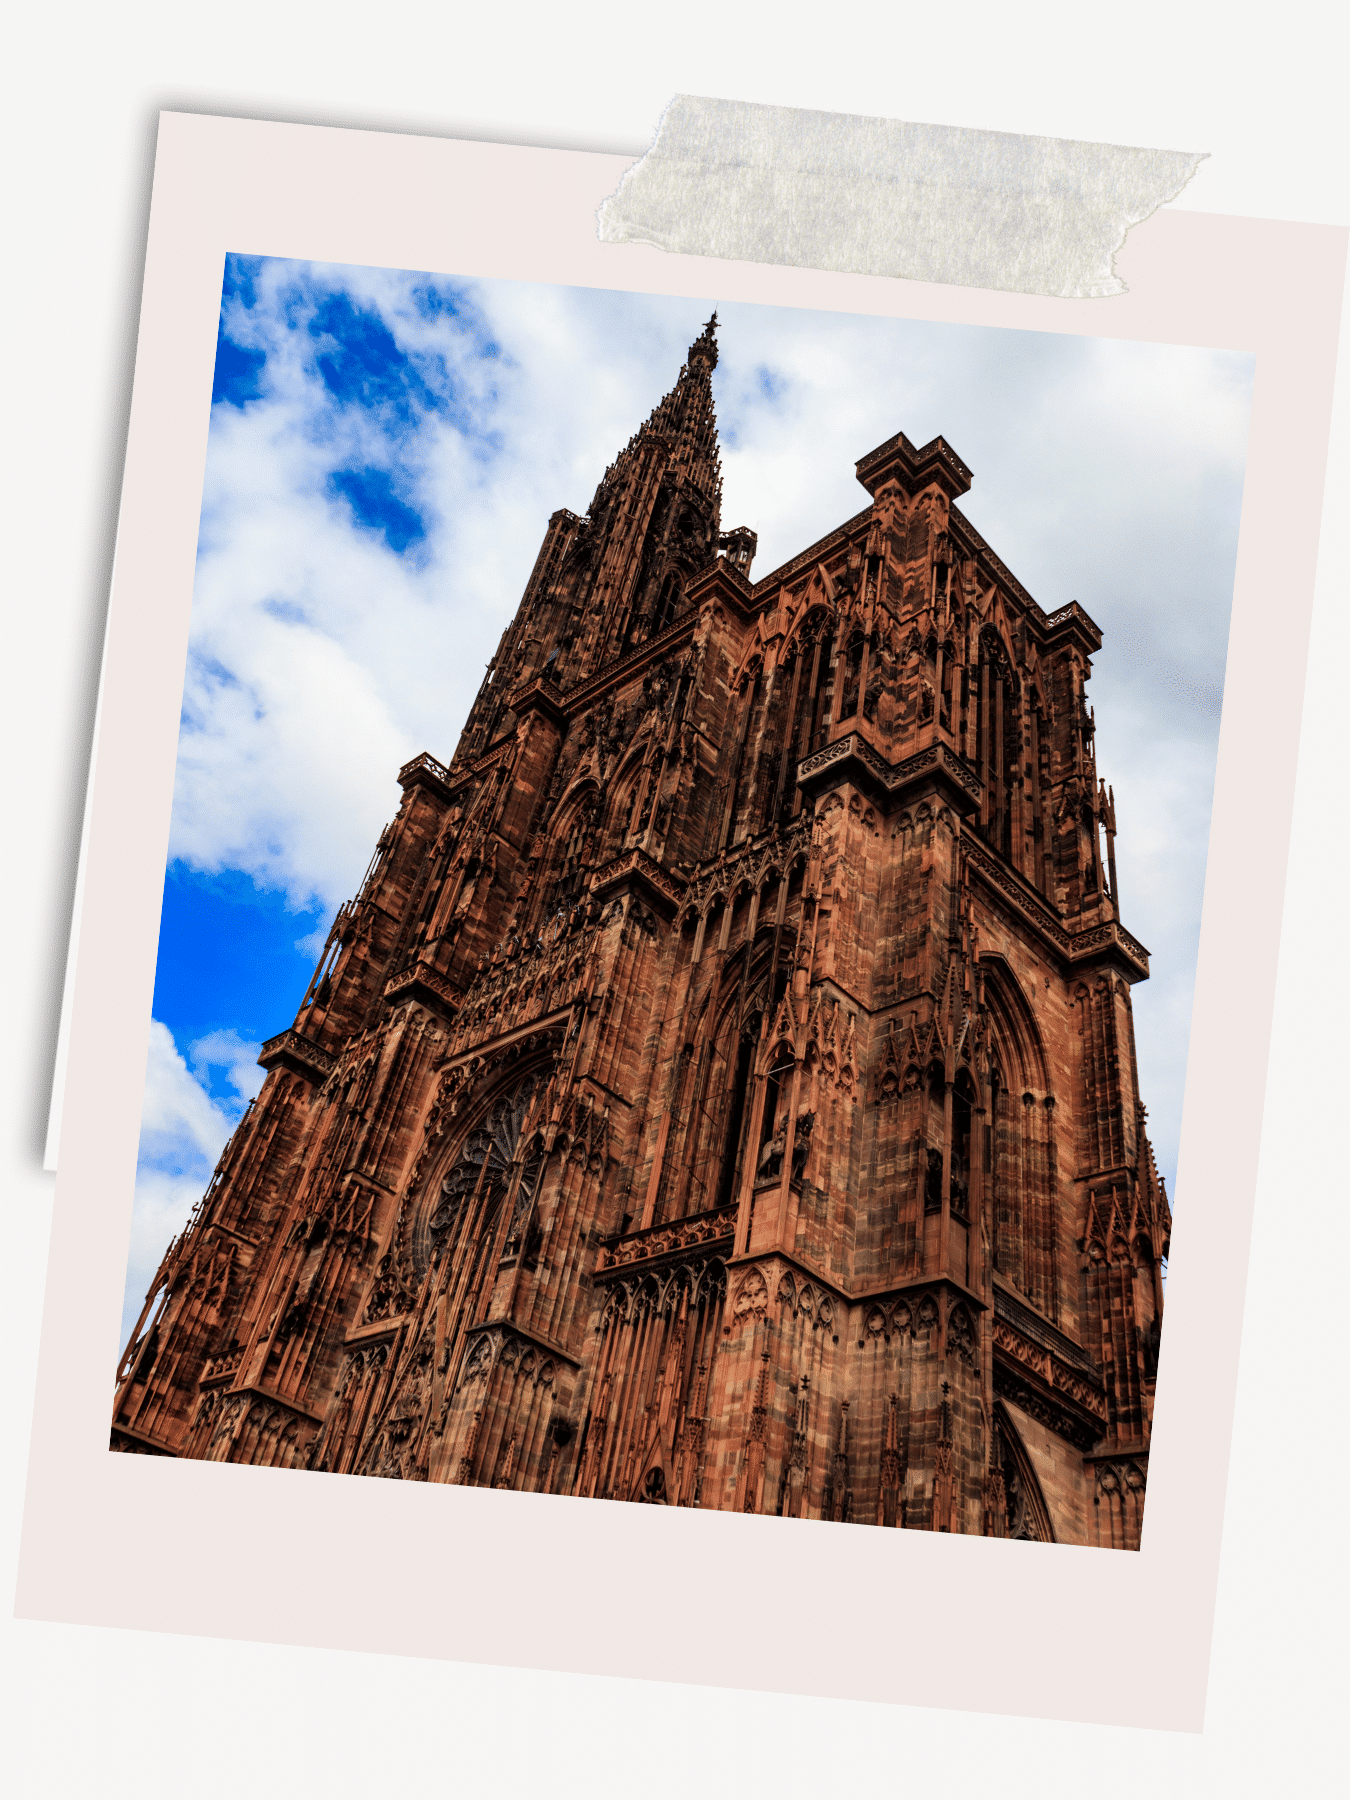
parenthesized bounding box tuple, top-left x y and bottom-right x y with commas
(420, 1071, 542, 1271)
(951, 1069, 976, 1221)
(653, 569, 683, 633)
(712, 1017, 759, 1211)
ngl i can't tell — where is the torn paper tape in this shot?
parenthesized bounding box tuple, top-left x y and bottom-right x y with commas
(597, 96, 1206, 299)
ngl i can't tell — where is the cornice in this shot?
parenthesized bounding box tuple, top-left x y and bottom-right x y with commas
(750, 505, 872, 597)
(434, 1009, 571, 1075)
(214, 1382, 325, 1425)
(588, 845, 688, 917)
(400, 734, 516, 803)
(596, 1204, 738, 1276)
(257, 1028, 338, 1084)
(396, 749, 460, 803)
(992, 1280, 1093, 1375)
(993, 1333, 1108, 1451)
(506, 674, 569, 727)
(687, 554, 756, 615)
(963, 838, 1150, 982)
(797, 730, 983, 814)
(855, 429, 974, 501)
(383, 957, 460, 1022)
(715, 1254, 990, 1317)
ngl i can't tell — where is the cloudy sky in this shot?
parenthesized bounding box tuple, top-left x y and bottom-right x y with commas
(125, 255, 1252, 1348)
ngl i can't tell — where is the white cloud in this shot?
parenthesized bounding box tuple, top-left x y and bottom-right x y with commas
(138, 1018, 237, 1167)
(122, 1168, 214, 1348)
(123, 1021, 259, 1350)
(294, 920, 333, 963)
(163, 263, 1252, 1219)
(188, 1027, 267, 1107)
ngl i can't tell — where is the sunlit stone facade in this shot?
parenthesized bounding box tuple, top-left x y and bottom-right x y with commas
(115, 318, 1169, 1548)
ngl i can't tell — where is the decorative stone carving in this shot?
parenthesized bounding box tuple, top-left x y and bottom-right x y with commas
(114, 317, 1164, 1554)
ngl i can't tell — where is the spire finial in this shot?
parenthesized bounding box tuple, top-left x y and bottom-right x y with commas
(688, 311, 719, 373)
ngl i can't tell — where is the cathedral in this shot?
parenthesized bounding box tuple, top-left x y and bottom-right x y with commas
(114, 315, 1170, 1549)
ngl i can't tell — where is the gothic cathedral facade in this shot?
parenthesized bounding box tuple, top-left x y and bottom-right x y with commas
(114, 317, 1170, 1549)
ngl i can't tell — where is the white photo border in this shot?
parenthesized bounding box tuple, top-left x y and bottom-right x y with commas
(17, 111, 1347, 1733)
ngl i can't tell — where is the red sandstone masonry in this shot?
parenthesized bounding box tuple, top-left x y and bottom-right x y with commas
(113, 319, 1168, 1549)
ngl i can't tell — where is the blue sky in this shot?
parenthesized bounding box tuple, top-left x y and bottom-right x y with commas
(125, 256, 1253, 1346)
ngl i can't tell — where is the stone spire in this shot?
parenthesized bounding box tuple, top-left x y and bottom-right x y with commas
(450, 316, 730, 755)
(566, 313, 727, 670)
(588, 312, 723, 525)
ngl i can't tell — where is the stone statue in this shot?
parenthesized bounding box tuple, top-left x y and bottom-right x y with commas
(757, 1118, 789, 1181)
(791, 1109, 816, 1178)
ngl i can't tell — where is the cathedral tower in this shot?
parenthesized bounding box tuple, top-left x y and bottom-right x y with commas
(115, 319, 1169, 1549)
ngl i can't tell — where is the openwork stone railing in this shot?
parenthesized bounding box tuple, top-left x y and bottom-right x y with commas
(397, 750, 455, 791)
(201, 1348, 244, 1384)
(598, 1204, 738, 1272)
(589, 845, 687, 911)
(798, 732, 982, 804)
(257, 1029, 337, 1083)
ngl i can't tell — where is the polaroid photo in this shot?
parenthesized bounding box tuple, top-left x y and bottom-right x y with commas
(18, 113, 1346, 1732)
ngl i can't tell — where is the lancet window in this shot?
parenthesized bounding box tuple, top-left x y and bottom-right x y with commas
(951, 1070, 975, 1221)
(982, 965, 1059, 1320)
(661, 934, 791, 1223)
(768, 620, 835, 827)
(755, 1042, 797, 1179)
(535, 786, 599, 926)
(652, 569, 683, 634)
(838, 627, 866, 723)
(976, 627, 1020, 860)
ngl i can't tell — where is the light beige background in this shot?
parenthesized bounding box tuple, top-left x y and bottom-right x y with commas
(14, 112, 1344, 1734)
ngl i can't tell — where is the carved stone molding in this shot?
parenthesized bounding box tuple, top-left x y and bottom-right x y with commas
(796, 732, 982, 812)
(383, 957, 461, 1020)
(589, 845, 687, 916)
(680, 814, 813, 917)
(456, 1320, 579, 1389)
(965, 840, 1150, 980)
(447, 914, 599, 1052)
(598, 1204, 737, 1273)
(397, 750, 461, 804)
(993, 1319, 1108, 1452)
(558, 613, 699, 718)
(506, 674, 568, 726)
(257, 1029, 337, 1084)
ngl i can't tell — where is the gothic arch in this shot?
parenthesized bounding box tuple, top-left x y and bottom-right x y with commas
(978, 619, 1020, 688)
(412, 1065, 548, 1273)
(981, 955, 1058, 1315)
(993, 1403, 1057, 1542)
(532, 778, 600, 922)
(670, 940, 777, 1219)
(979, 954, 1051, 1096)
(780, 596, 836, 665)
(601, 746, 656, 854)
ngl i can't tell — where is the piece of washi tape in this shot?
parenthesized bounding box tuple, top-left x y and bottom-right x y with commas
(598, 95, 1207, 299)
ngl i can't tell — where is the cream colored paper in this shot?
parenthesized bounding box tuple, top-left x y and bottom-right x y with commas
(598, 96, 1206, 298)
(16, 112, 1345, 1735)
